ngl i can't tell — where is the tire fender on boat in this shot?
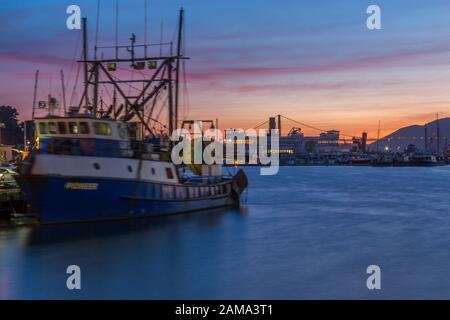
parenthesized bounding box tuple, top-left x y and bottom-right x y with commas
(231, 169, 248, 205)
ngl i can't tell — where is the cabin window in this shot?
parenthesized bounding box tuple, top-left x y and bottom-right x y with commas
(48, 122, 57, 134)
(93, 122, 112, 136)
(165, 167, 174, 179)
(69, 122, 78, 134)
(79, 122, 90, 134)
(57, 122, 67, 134)
(117, 124, 128, 139)
(151, 168, 156, 175)
(38, 123, 48, 134)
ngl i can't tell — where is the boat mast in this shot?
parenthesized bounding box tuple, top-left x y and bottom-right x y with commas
(376, 120, 380, 154)
(168, 53, 174, 135)
(82, 17, 90, 110)
(174, 8, 184, 131)
(60, 70, 67, 116)
(436, 112, 440, 155)
(92, 62, 100, 116)
(31, 70, 39, 120)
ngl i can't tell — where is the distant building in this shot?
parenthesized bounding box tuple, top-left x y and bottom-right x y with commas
(405, 144, 417, 155)
(277, 128, 303, 155)
(352, 137, 363, 153)
(301, 136, 319, 154)
(361, 132, 368, 152)
(317, 143, 352, 155)
(319, 130, 340, 146)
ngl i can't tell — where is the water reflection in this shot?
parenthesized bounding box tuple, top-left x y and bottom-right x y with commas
(5, 207, 242, 247)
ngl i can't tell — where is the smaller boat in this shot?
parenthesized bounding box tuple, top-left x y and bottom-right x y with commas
(0, 165, 25, 219)
(351, 154, 376, 165)
(406, 153, 446, 167)
(372, 153, 394, 167)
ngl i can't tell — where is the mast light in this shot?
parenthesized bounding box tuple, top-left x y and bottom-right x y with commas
(134, 62, 145, 70)
(107, 63, 117, 71)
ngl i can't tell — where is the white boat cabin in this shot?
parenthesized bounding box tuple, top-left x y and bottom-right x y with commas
(35, 117, 129, 141)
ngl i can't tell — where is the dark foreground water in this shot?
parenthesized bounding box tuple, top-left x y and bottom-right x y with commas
(2, 166, 450, 299)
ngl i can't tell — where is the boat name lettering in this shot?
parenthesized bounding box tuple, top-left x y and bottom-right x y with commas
(64, 182, 99, 190)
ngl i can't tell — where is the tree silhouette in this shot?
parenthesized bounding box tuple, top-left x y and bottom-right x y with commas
(0, 106, 23, 145)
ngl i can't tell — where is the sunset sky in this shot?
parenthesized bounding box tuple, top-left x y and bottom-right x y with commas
(2, 0, 450, 138)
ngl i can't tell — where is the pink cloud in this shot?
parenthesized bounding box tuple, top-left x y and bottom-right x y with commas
(185, 42, 450, 84)
(0, 51, 71, 66)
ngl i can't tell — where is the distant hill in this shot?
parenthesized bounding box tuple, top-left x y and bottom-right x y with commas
(368, 117, 450, 153)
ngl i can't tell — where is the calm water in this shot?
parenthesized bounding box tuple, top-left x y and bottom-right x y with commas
(2, 166, 450, 299)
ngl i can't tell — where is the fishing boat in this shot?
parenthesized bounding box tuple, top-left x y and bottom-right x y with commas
(372, 153, 394, 167)
(404, 153, 446, 167)
(15, 9, 248, 224)
(351, 154, 376, 165)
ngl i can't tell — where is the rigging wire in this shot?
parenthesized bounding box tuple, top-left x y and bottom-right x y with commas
(66, 29, 81, 99)
(101, 83, 113, 106)
(128, 69, 135, 96)
(109, 69, 142, 92)
(69, 56, 82, 107)
(155, 95, 169, 126)
(67, 32, 82, 107)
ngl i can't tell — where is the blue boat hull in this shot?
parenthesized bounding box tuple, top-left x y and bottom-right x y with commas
(16, 176, 236, 224)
